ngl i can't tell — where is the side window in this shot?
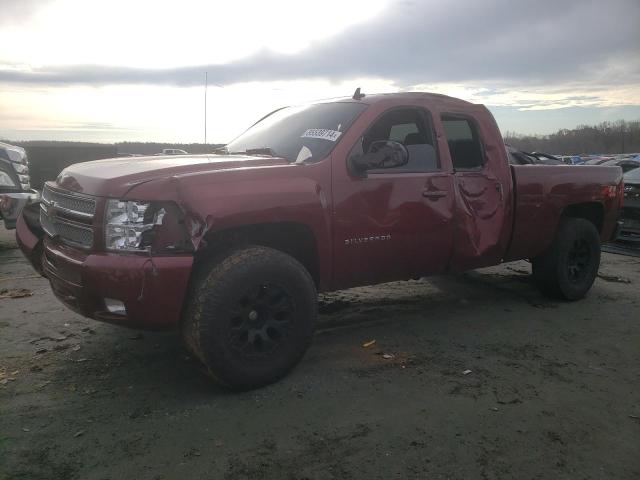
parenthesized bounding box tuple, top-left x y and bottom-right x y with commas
(389, 123, 418, 143)
(362, 108, 439, 173)
(441, 116, 484, 170)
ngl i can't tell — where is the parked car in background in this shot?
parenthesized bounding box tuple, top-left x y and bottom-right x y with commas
(557, 155, 585, 165)
(600, 158, 640, 173)
(617, 167, 640, 243)
(506, 145, 538, 165)
(506, 146, 564, 165)
(584, 156, 614, 165)
(0, 141, 38, 229)
(161, 148, 188, 155)
(529, 152, 565, 165)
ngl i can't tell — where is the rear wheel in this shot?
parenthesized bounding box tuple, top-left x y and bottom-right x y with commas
(532, 218, 601, 300)
(182, 246, 317, 390)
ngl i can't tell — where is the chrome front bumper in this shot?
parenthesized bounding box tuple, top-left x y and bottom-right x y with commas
(0, 190, 40, 229)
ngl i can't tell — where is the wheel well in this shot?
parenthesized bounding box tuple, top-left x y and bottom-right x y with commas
(197, 222, 319, 285)
(562, 202, 604, 233)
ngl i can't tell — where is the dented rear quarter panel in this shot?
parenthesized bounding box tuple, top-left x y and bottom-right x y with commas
(504, 164, 623, 261)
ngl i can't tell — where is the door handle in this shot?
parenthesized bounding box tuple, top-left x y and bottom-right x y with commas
(422, 189, 447, 199)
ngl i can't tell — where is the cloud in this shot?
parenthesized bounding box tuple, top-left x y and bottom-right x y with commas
(1, 0, 638, 92)
(0, 0, 48, 26)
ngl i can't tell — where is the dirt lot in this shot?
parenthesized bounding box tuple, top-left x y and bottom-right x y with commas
(1, 225, 639, 480)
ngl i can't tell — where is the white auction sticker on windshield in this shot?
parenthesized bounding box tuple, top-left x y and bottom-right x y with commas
(301, 128, 342, 142)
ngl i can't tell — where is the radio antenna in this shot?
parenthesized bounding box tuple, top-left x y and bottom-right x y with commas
(204, 72, 208, 144)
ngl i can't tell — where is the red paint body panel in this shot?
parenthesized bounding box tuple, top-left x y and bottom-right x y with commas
(126, 161, 334, 290)
(14, 93, 623, 330)
(432, 104, 515, 272)
(504, 165, 623, 261)
(56, 155, 290, 197)
(42, 237, 193, 330)
(330, 98, 457, 288)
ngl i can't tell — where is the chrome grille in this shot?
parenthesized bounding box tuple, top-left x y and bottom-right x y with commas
(5, 145, 30, 189)
(40, 207, 94, 248)
(53, 220, 93, 247)
(40, 207, 55, 237)
(40, 184, 96, 249)
(42, 184, 96, 217)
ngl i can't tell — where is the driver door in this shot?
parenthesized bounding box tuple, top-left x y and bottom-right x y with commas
(331, 105, 455, 289)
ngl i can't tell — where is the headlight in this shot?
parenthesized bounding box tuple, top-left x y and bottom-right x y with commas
(105, 200, 162, 251)
(13, 163, 28, 174)
(6, 148, 26, 164)
(0, 171, 17, 187)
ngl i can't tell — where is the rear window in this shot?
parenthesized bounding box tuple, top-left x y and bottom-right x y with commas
(441, 116, 485, 170)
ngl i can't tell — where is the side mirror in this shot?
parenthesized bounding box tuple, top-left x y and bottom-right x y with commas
(348, 140, 409, 175)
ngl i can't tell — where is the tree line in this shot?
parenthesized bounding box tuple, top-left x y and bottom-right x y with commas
(6, 119, 640, 157)
(4, 140, 224, 156)
(503, 119, 640, 155)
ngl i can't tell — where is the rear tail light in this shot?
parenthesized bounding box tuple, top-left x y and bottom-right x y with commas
(601, 185, 618, 199)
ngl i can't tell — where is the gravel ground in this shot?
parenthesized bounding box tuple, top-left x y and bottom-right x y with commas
(0, 224, 17, 251)
(0, 225, 639, 480)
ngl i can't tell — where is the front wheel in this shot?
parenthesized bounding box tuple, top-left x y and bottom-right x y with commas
(532, 217, 601, 300)
(182, 246, 317, 390)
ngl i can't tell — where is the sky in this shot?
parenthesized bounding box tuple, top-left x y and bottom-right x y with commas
(0, 0, 639, 143)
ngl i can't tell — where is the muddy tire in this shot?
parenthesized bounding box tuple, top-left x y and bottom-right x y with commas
(532, 218, 601, 300)
(182, 246, 317, 390)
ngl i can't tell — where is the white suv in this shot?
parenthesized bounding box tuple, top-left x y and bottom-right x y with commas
(161, 148, 188, 155)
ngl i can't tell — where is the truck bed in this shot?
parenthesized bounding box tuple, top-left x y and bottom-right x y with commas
(504, 165, 623, 261)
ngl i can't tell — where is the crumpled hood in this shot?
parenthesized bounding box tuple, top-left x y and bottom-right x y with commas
(55, 154, 290, 197)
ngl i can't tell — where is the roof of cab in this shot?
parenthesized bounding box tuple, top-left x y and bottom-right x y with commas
(329, 91, 478, 109)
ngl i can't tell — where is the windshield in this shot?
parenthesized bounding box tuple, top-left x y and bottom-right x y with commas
(223, 102, 367, 163)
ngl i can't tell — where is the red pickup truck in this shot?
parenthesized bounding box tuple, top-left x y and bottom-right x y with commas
(16, 92, 623, 390)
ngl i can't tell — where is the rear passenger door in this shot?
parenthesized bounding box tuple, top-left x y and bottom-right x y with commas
(440, 114, 511, 270)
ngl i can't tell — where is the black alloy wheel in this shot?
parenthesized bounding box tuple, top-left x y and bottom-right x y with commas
(532, 217, 601, 301)
(182, 246, 317, 390)
(228, 284, 295, 357)
(566, 238, 592, 283)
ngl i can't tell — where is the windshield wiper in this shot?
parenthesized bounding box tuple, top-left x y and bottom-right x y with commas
(228, 147, 280, 158)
